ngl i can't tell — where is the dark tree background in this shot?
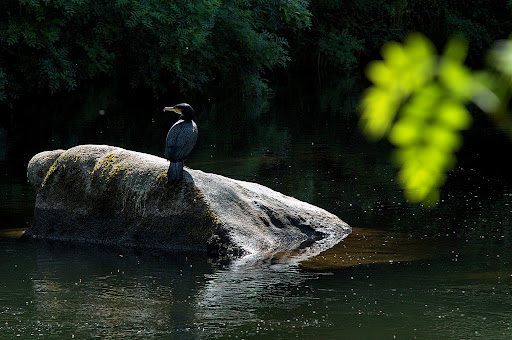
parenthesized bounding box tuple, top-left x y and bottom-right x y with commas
(1, 0, 511, 107)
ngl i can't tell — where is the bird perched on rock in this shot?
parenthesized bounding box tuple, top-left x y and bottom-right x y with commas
(163, 103, 198, 180)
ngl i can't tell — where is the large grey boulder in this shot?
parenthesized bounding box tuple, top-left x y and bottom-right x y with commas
(26, 145, 350, 260)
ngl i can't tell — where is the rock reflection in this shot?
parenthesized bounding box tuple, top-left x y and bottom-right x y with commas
(17, 243, 211, 338)
(0, 228, 25, 238)
(301, 227, 451, 270)
(193, 227, 451, 335)
(194, 256, 318, 332)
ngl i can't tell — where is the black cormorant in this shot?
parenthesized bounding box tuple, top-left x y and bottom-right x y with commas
(163, 103, 198, 180)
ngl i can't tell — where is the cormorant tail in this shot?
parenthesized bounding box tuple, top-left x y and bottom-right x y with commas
(167, 161, 183, 180)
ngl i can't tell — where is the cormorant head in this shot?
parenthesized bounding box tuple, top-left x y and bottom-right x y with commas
(163, 103, 195, 121)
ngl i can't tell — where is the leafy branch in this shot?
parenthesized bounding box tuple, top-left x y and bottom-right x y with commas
(360, 33, 512, 205)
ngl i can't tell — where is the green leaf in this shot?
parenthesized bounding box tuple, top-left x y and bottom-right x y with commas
(382, 41, 408, 69)
(360, 87, 400, 139)
(360, 33, 479, 206)
(436, 99, 472, 130)
(443, 36, 468, 64)
(439, 59, 475, 100)
(389, 118, 421, 146)
(425, 126, 462, 152)
(366, 61, 393, 87)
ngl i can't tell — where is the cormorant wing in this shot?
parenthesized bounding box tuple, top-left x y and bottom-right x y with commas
(165, 120, 198, 162)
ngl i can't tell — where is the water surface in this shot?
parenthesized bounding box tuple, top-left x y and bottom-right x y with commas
(1, 86, 512, 338)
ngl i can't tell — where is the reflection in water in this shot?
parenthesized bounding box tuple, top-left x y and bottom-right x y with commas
(30, 273, 176, 337)
(0, 240, 210, 338)
(1, 238, 339, 338)
(301, 227, 452, 270)
(196, 259, 310, 325)
(192, 228, 452, 337)
(1, 231, 512, 338)
(0, 228, 25, 238)
(2, 85, 512, 338)
(193, 258, 340, 338)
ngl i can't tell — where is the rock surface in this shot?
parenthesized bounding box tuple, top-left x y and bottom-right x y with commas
(26, 145, 351, 259)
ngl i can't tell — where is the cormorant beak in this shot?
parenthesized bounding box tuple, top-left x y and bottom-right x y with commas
(163, 106, 182, 114)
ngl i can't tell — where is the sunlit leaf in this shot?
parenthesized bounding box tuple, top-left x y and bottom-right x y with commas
(404, 33, 436, 60)
(403, 33, 436, 90)
(400, 162, 436, 198)
(359, 32, 490, 206)
(424, 146, 456, 169)
(425, 126, 461, 151)
(389, 118, 421, 146)
(366, 61, 394, 87)
(398, 153, 446, 205)
(439, 59, 475, 100)
(382, 41, 408, 69)
(471, 71, 501, 113)
(436, 99, 472, 130)
(360, 87, 399, 139)
(488, 40, 512, 77)
(402, 84, 441, 119)
(443, 36, 468, 64)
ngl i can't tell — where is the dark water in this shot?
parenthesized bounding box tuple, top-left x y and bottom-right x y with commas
(1, 85, 512, 338)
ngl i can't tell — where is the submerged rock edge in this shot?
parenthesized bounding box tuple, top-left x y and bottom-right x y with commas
(26, 145, 351, 259)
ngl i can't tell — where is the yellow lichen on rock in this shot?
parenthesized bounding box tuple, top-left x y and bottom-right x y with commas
(42, 161, 59, 186)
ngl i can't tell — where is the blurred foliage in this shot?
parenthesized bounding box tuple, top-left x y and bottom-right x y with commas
(483, 39, 512, 138)
(291, 0, 512, 89)
(360, 33, 512, 205)
(0, 0, 310, 105)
